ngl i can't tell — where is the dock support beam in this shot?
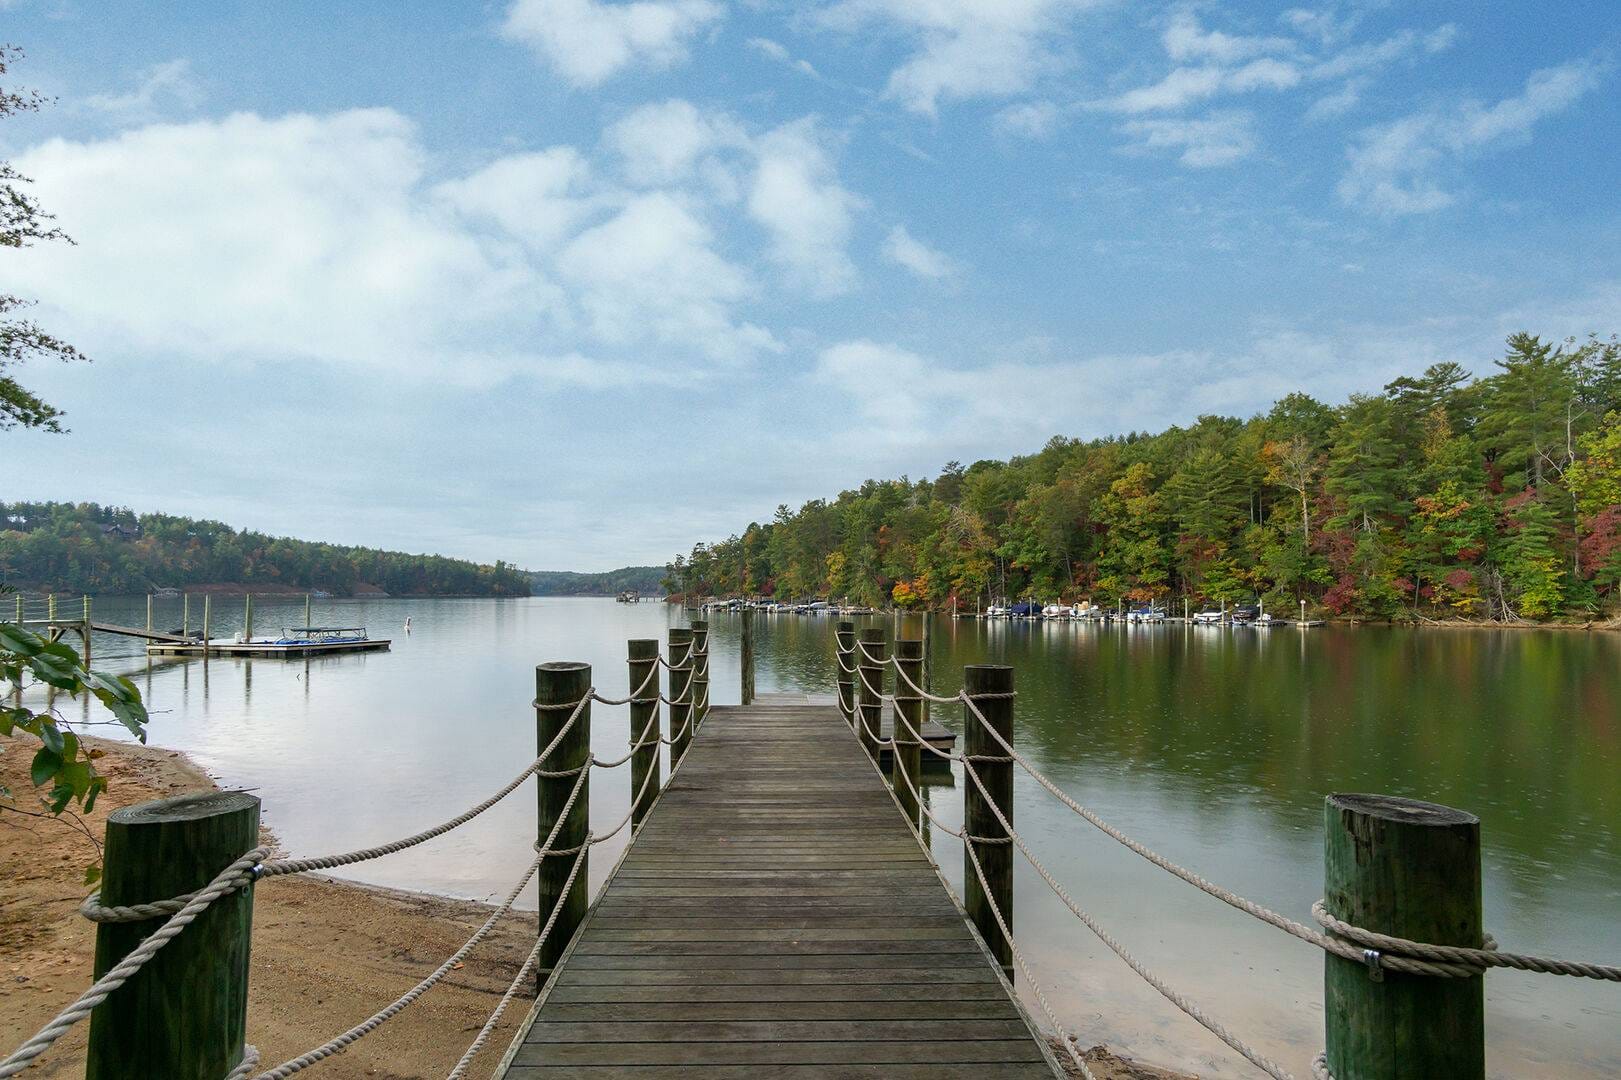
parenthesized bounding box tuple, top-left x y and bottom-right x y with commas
(891, 639, 924, 828)
(628, 640, 660, 833)
(535, 662, 591, 982)
(740, 608, 755, 706)
(964, 663, 1014, 978)
(1322, 794, 1483, 1080)
(856, 627, 885, 762)
(87, 791, 259, 1080)
(667, 628, 694, 766)
(835, 620, 856, 728)
(689, 620, 709, 731)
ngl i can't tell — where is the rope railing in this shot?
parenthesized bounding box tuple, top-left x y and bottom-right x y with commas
(2, 635, 708, 1080)
(836, 630, 1621, 1080)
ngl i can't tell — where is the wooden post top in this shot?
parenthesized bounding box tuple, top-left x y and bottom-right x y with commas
(1328, 793, 1478, 829)
(108, 791, 259, 827)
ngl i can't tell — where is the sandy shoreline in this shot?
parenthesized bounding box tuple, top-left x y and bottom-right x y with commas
(2, 734, 1191, 1079)
(1, 734, 534, 1079)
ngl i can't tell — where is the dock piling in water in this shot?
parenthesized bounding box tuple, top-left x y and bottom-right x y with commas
(1323, 793, 1484, 1080)
(627, 639, 660, 833)
(666, 628, 694, 765)
(689, 619, 710, 732)
(857, 627, 886, 761)
(87, 791, 259, 1080)
(534, 662, 591, 981)
(892, 638, 924, 828)
(964, 663, 1015, 978)
(835, 619, 856, 728)
(739, 607, 755, 705)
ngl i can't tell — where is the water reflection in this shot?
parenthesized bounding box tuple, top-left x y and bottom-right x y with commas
(45, 597, 1621, 1079)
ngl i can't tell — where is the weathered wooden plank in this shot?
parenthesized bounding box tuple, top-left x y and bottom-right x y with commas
(510, 1040, 1050, 1065)
(497, 699, 1058, 1078)
(505, 1065, 1053, 1079)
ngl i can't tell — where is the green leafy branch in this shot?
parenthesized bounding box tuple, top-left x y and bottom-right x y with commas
(1, 621, 150, 882)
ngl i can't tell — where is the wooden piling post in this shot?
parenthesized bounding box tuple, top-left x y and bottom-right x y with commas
(534, 662, 591, 979)
(243, 594, 253, 641)
(964, 663, 1015, 977)
(857, 628, 885, 762)
(145, 594, 152, 633)
(14, 594, 22, 622)
(740, 608, 755, 706)
(1322, 794, 1484, 1080)
(86, 791, 259, 1080)
(667, 628, 694, 765)
(920, 612, 933, 693)
(892, 639, 924, 828)
(628, 640, 660, 832)
(304, 593, 312, 628)
(182, 594, 190, 638)
(202, 595, 212, 658)
(48, 593, 55, 622)
(689, 619, 709, 730)
(835, 620, 856, 728)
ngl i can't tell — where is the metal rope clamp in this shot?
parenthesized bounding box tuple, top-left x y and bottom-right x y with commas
(1362, 948, 1384, 982)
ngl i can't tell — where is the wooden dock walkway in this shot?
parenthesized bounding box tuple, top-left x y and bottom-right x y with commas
(497, 694, 1060, 1078)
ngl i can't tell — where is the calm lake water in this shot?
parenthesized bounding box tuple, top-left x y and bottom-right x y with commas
(32, 596, 1621, 1079)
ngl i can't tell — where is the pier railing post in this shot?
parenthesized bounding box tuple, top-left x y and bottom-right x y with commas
(667, 628, 694, 765)
(86, 791, 259, 1080)
(740, 607, 755, 706)
(1322, 794, 1484, 1080)
(964, 663, 1014, 978)
(892, 639, 924, 828)
(835, 620, 856, 728)
(535, 662, 591, 981)
(689, 619, 709, 730)
(857, 627, 885, 762)
(628, 640, 660, 832)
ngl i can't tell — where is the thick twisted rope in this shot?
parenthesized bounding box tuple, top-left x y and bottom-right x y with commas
(0, 848, 269, 1077)
(253, 767, 589, 1079)
(960, 757, 1294, 1079)
(443, 842, 589, 1080)
(958, 695, 1610, 981)
(223, 1045, 261, 1080)
(587, 662, 661, 707)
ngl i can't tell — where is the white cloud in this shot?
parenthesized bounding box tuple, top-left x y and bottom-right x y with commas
(605, 98, 746, 186)
(883, 225, 961, 279)
(83, 59, 200, 117)
(558, 192, 779, 361)
(433, 147, 600, 249)
(1120, 110, 1258, 168)
(747, 119, 860, 296)
(747, 37, 789, 62)
(1162, 9, 1292, 65)
(814, 340, 931, 432)
(1102, 58, 1299, 114)
(995, 100, 1064, 138)
(818, 0, 1099, 116)
(0, 107, 797, 388)
(1339, 57, 1608, 214)
(500, 0, 722, 87)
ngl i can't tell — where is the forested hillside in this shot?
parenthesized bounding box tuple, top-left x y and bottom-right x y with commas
(528, 566, 665, 596)
(669, 333, 1621, 622)
(0, 503, 532, 596)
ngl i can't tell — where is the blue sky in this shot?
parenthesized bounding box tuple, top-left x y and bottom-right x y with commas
(3, 0, 1617, 570)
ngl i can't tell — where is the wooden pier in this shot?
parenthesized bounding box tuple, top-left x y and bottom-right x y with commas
(496, 692, 1060, 1078)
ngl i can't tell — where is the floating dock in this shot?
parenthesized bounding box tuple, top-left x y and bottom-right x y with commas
(146, 627, 390, 658)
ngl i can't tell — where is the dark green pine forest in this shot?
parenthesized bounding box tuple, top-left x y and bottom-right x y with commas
(668, 333, 1621, 622)
(0, 503, 532, 597)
